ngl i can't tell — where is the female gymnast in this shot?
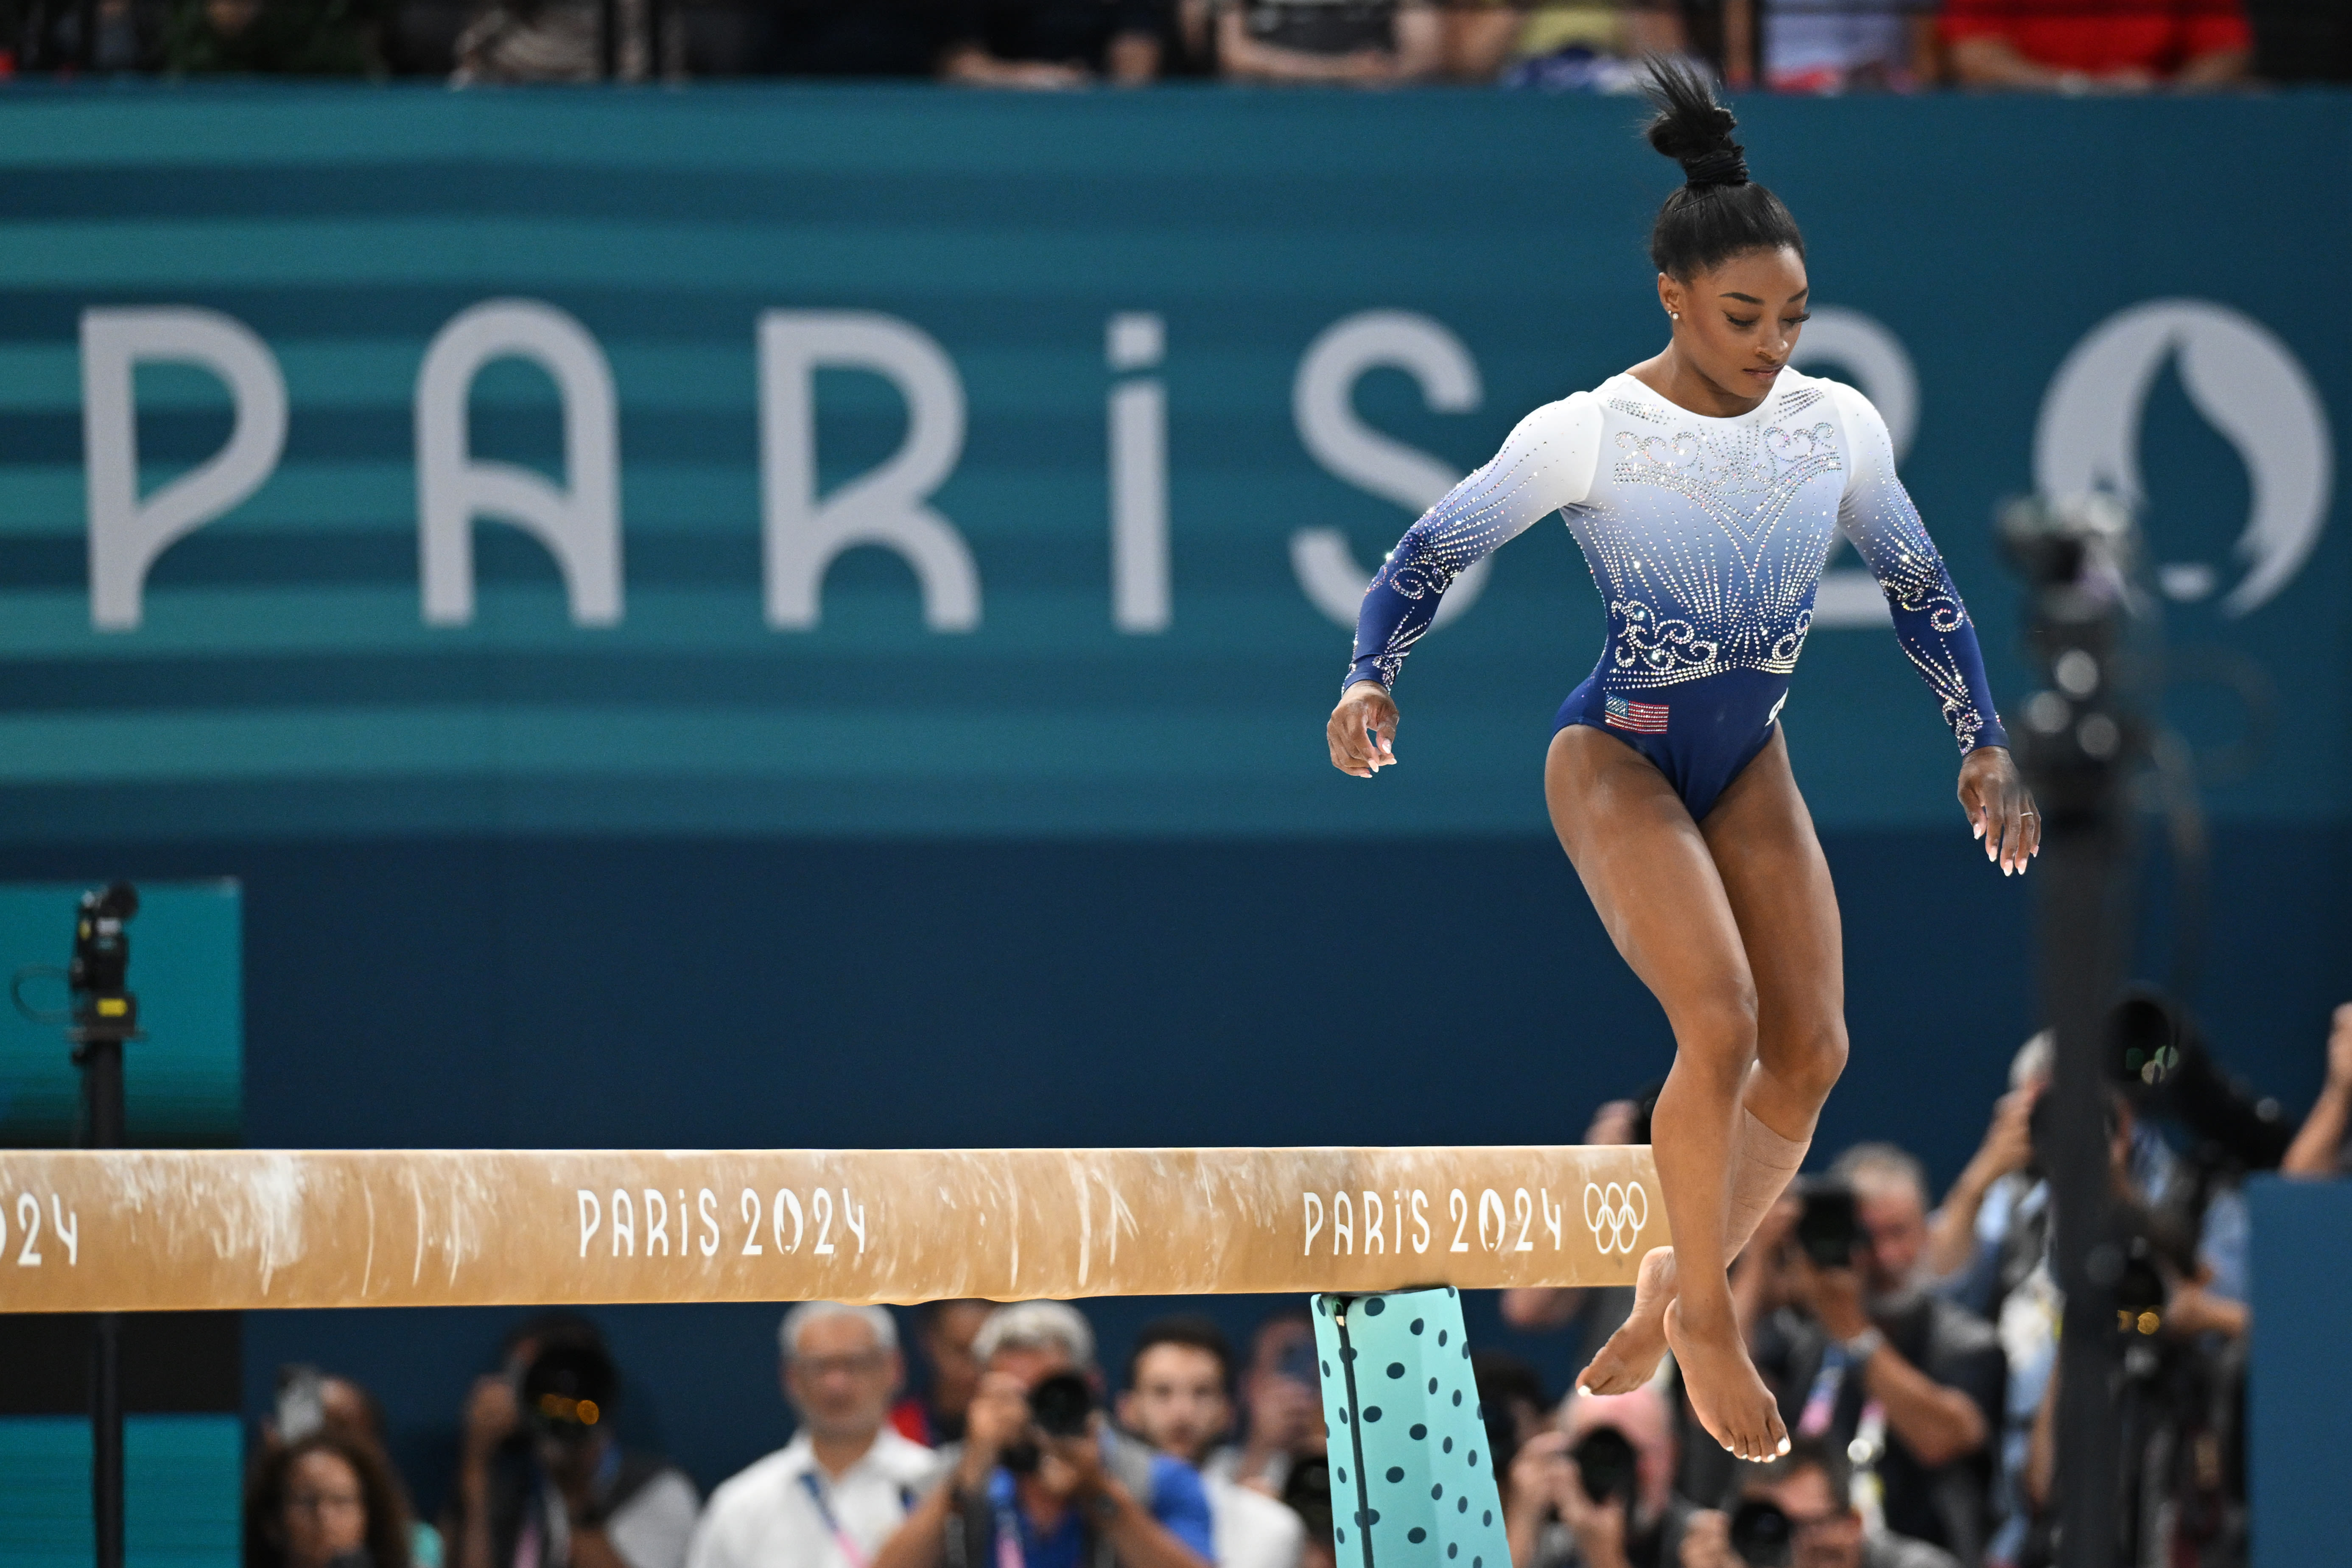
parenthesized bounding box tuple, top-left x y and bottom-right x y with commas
(1321, 61, 2039, 1464)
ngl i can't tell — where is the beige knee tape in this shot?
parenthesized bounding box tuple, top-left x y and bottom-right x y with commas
(1726, 1110, 1810, 1258)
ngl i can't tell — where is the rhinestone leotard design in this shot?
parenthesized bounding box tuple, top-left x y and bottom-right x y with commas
(1345, 369, 2007, 820)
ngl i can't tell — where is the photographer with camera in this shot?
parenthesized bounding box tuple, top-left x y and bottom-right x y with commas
(448, 1324, 700, 1568)
(1677, 1439, 1956, 1568)
(1505, 1385, 1689, 1568)
(1746, 1147, 2002, 1563)
(875, 1302, 1213, 1568)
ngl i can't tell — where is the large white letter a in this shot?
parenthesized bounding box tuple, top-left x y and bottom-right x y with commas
(416, 299, 622, 627)
(759, 310, 979, 632)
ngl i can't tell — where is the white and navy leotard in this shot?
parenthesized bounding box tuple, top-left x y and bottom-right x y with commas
(1346, 366, 2007, 822)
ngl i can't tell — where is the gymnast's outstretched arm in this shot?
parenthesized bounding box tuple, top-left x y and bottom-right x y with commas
(1327, 393, 1604, 776)
(1829, 382, 2039, 872)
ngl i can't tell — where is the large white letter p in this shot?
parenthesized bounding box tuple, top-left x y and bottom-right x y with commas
(82, 307, 287, 631)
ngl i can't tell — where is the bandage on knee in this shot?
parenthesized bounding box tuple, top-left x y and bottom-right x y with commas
(1727, 1109, 1810, 1258)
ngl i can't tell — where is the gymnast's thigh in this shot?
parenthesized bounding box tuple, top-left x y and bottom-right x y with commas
(1544, 723, 1755, 1038)
(1698, 728, 1846, 1083)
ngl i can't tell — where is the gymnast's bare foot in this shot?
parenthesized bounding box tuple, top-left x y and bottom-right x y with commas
(1664, 1292, 1787, 1464)
(1576, 1245, 1677, 1395)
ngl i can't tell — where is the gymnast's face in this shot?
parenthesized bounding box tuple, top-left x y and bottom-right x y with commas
(1656, 246, 1810, 411)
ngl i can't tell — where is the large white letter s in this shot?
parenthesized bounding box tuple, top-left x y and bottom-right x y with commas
(1290, 311, 1490, 629)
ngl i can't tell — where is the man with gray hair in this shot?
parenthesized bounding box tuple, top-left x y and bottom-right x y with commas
(689, 1303, 937, 1568)
(1746, 1144, 2004, 1562)
(875, 1301, 1212, 1568)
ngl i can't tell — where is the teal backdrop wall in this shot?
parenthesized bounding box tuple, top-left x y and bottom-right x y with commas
(0, 86, 2342, 1530)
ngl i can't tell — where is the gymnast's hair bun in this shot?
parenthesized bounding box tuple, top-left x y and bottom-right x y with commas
(1641, 57, 1750, 190)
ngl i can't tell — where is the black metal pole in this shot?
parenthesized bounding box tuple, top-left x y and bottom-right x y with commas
(598, 0, 618, 79)
(2005, 498, 2139, 1568)
(80, 1031, 126, 1568)
(69, 882, 140, 1568)
(2038, 807, 2127, 1568)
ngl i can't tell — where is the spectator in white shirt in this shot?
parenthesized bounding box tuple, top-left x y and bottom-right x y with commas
(689, 1304, 938, 1568)
(1118, 1317, 1304, 1568)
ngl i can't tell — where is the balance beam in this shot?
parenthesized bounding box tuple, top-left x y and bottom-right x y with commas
(0, 1145, 1664, 1312)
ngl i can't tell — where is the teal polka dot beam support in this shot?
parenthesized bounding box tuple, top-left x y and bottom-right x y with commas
(1312, 1286, 1508, 1568)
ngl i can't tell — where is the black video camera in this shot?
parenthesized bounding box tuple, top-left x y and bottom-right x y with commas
(69, 882, 140, 1038)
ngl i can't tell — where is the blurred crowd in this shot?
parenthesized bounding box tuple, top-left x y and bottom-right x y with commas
(3, 0, 2344, 90)
(245, 1006, 2352, 1568)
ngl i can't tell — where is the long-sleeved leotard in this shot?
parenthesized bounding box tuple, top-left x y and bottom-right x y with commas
(1346, 366, 2006, 822)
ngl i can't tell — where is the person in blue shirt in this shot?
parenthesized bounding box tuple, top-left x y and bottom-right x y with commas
(875, 1302, 1214, 1568)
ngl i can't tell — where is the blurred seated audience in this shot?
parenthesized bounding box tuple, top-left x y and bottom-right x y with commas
(451, 0, 668, 81)
(2281, 1002, 2352, 1178)
(891, 1299, 994, 1446)
(1217, 0, 1439, 84)
(448, 1321, 700, 1568)
(246, 1428, 418, 1568)
(1744, 0, 1931, 91)
(875, 1301, 1214, 1568)
(1442, 2, 1686, 89)
(1207, 1309, 1323, 1495)
(1676, 1439, 1958, 1568)
(164, 0, 384, 74)
(264, 1367, 445, 1568)
(939, 0, 1169, 83)
(1119, 1315, 1305, 1568)
(1742, 1144, 2002, 1562)
(1505, 1384, 1690, 1568)
(758, 1, 944, 73)
(1941, 0, 2252, 89)
(691, 1303, 936, 1568)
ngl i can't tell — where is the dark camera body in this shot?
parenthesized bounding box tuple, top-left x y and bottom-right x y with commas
(1729, 1498, 1794, 1568)
(1569, 1426, 1635, 1507)
(1001, 1372, 1096, 1474)
(1793, 1180, 1861, 1270)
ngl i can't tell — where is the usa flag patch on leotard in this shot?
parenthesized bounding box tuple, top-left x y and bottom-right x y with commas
(1604, 694, 1669, 733)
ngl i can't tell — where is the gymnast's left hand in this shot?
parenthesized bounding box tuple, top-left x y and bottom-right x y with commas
(1327, 680, 1399, 777)
(1958, 746, 2039, 876)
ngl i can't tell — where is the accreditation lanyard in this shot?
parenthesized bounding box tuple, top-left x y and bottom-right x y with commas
(799, 1470, 881, 1568)
(988, 1474, 1027, 1568)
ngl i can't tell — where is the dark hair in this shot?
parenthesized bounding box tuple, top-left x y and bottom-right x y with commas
(1729, 1435, 1854, 1513)
(1640, 58, 1804, 281)
(1128, 1314, 1234, 1388)
(243, 1428, 416, 1568)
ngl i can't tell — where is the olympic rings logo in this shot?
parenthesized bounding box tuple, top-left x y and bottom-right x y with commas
(1583, 1181, 1650, 1256)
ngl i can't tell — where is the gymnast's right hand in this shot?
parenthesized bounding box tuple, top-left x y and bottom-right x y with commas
(1327, 681, 1399, 777)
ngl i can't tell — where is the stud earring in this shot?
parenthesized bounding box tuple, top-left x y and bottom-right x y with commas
(1668, 310, 1680, 320)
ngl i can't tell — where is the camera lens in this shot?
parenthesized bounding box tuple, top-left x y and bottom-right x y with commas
(1728, 1499, 1793, 1568)
(1569, 1427, 1634, 1507)
(1029, 1371, 1094, 1440)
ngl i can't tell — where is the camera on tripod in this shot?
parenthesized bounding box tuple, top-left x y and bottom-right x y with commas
(69, 881, 140, 1043)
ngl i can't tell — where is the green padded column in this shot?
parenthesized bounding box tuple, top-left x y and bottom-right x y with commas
(1311, 1286, 1509, 1568)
